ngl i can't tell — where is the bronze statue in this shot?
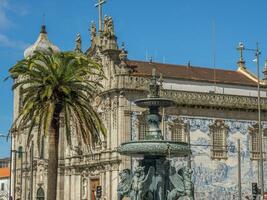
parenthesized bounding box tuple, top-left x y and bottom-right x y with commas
(117, 169, 133, 200)
(168, 166, 194, 200)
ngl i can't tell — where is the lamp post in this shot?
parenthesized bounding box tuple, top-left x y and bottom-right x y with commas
(237, 42, 264, 197)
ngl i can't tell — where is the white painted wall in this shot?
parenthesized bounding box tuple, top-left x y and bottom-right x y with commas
(163, 79, 267, 97)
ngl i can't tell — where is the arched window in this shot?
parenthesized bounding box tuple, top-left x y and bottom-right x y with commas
(137, 112, 148, 140)
(169, 119, 188, 142)
(36, 186, 45, 200)
(209, 120, 228, 160)
(249, 123, 266, 160)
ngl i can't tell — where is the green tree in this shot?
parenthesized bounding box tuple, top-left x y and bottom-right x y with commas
(8, 51, 106, 200)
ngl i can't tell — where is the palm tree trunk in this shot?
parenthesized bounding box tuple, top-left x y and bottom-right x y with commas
(47, 110, 60, 200)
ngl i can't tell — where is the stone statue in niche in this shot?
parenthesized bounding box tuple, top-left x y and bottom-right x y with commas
(82, 178, 87, 199)
(168, 166, 194, 200)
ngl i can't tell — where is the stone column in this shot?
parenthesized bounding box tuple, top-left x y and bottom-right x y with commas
(64, 172, 70, 200)
(70, 170, 76, 200)
(75, 174, 81, 200)
(120, 109, 132, 170)
(57, 122, 65, 200)
(32, 170, 37, 200)
(106, 97, 111, 150)
(107, 169, 112, 200)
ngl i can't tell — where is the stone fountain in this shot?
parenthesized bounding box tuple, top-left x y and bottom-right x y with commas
(117, 69, 194, 200)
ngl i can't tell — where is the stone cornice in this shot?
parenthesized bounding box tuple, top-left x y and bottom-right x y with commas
(161, 89, 267, 111)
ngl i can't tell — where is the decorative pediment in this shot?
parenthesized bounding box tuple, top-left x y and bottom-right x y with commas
(209, 120, 229, 133)
(209, 120, 229, 160)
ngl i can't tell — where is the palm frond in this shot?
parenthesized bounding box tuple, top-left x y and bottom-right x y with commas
(8, 50, 106, 151)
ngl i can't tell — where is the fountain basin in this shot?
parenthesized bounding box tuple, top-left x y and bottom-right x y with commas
(134, 98, 175, 108)
(117, 140, 190, 157)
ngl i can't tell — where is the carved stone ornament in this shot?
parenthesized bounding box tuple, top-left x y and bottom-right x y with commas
(75, 33, 82, 53)
(90, 21, 97, 40)
(103, 16, 115, 38)
(119, 42, 128, 62)
(162, 89, 267, 111)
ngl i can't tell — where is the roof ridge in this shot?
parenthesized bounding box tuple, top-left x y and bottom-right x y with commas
(128, 59, 238, 73)
(126, 59, 258, 87)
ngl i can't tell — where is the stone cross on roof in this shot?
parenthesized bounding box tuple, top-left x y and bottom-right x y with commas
(95, 0, 106, 32)
(237, 42, 245, 62)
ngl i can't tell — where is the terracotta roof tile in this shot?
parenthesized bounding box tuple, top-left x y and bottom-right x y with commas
(0, 168, 10, 178)
(126, 60, 257, 87)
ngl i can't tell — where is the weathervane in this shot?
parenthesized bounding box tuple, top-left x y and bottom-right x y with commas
(95, 0, 106, 32)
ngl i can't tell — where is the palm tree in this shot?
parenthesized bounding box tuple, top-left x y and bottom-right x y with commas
(8, 50, 106, 200)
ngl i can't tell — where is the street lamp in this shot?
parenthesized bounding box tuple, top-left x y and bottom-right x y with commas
(237, 42, 264, 197)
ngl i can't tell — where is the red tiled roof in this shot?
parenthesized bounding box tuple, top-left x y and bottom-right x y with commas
(126, 60, 257, 87)
(0, 168, 10, 178)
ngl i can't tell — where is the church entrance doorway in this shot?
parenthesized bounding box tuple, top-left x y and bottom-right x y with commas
(90, 178, 100, 200)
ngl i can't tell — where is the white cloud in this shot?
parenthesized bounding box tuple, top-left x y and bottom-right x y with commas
(0, 0, 29, 50)
(0, 0, 28, 30)
(0, 33, 29, 50)
(0, 0, 11, 30)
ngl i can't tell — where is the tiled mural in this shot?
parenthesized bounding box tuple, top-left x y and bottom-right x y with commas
(131, 112, 267, 199)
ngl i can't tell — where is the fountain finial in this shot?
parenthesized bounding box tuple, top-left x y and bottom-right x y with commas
(149, 68, 160, 98)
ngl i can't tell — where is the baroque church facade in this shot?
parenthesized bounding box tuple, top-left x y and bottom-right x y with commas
(10, 7, 267, 200)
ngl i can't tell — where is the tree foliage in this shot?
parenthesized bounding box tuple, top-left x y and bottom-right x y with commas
(8, 51, 106, 150)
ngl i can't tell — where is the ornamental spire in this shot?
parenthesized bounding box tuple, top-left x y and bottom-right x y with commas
(24, 24, 60, 58)
(40, 25, 47, 34)
(75, 33, 82, 53)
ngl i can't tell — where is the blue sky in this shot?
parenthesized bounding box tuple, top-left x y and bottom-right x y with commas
(1, 0, 267, 157)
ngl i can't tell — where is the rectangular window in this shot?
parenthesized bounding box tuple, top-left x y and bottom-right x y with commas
(170, 119, 188, 142)
(138, 113, 148, 140)
(209, 120, 228, 160)
(249, 126, 266, 160)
